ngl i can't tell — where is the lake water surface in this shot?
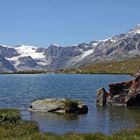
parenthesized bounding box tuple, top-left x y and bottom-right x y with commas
(0, 74, 140, 134)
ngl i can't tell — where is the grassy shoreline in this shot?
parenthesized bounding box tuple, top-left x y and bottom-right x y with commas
(0, 72, 133, 76)
(1, 109, 140, 140)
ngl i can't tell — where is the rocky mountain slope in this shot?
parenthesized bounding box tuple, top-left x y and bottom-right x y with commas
(58, 57, 140, 75)
(0, 24, 140, 72)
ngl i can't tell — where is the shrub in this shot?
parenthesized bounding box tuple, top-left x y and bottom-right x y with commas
(0, 109, 20, 123)
(63, 99, 79, 111)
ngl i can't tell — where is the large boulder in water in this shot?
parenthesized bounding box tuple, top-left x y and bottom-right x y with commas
(96, 76, 140, 107)
(96, 87, 109, 105)
(125, 76, 140, 106)
(29, 98, 88, 114)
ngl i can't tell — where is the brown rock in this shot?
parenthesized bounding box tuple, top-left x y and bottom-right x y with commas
(126, 76, 140, 106)
(96, 76, 140, 107)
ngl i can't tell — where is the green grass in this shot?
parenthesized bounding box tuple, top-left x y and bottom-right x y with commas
(63, 99, 79, 109)
(59, 57, 140, 75)
(0, 109, 20, 122)
(1, 109, 140, 140)
(0, 70, 48, 74)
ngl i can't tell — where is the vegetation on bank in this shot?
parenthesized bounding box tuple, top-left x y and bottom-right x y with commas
(0, 70, 48, 74)
(1, 109, 140, 140)
(63, 99, 79, 108)
(59, 57, 140, 75)
(14, 70, 48, 74)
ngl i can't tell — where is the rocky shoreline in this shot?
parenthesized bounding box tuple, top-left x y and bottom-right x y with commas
(96, 75, 140, 106)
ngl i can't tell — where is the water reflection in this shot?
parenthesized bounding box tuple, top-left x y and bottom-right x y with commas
(96, 105, 140, 133)
(30, 112, 81, 121)
(27, 112, 88, 133)
(0, 74, 135, 134)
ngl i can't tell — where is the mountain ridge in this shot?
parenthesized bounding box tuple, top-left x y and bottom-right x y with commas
(0, 24, 140, 72)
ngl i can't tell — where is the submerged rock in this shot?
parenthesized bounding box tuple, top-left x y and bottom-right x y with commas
(96, 76, 140, 107)
(29, 98, 88, 114)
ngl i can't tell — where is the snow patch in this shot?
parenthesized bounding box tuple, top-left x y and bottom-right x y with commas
(99, 38, 110, 42)
(110, 39, 117, 42)
(79, 49, 84, 52)
(99, 38, 117, 43)
(15, 45, 45, 59)
(0, 44, 12, 48)
(6, 56, 21, 67)
(6, 56, 19, 61)
(90, 42, 99, 46)
(37, 61, 48, 66)
(81, 49, 93, 59)
(6, 45, 47, 67)
(51, 44, 60, 47)
(127, 24, 140, 35)
(92, 42, 98, 46)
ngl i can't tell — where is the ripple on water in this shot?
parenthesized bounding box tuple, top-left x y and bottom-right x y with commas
(1, 74, 139, 134)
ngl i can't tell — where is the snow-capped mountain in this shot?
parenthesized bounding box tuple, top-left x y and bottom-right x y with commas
(6, 45, 47, 70)
(0, 24, 140, 72)
(127, 24, 140, 36)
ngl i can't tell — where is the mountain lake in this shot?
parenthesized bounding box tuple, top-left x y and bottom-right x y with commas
(0, 74, 140, 134)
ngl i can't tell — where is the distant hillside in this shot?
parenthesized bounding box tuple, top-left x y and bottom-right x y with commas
(60, 57, 140, 75)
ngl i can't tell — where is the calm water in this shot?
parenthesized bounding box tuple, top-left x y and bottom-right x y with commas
(0, 74, 140, 134)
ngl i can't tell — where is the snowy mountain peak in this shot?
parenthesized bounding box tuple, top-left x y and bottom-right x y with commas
(48, 44, 60, 48)
(15, 45, 38, 49)
(90, 41, 99, 46)
(127, 24, 140, 35)
(52, 44, 60, 47)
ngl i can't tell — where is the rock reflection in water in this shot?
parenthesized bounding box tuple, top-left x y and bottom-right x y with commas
(0, 74, 134, 134)
(30, 112, 87, 134)
(96, 105, 140, 134)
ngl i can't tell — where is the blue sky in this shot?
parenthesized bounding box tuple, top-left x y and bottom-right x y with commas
(0, 0, 140, 47)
